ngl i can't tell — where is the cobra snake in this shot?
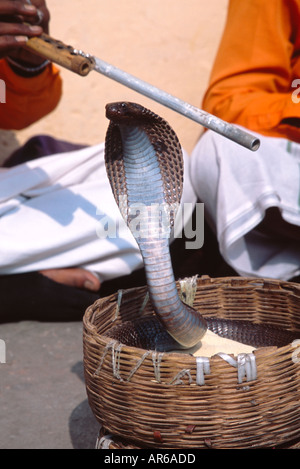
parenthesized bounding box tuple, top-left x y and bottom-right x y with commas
(104, 101, 298, 352)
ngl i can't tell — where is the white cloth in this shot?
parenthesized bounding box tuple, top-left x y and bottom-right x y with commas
(190, 128, 300, 280)
(0, 143, 196, 281)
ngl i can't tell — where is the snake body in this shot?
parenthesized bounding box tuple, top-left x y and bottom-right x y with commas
(104, 102, 298, 352)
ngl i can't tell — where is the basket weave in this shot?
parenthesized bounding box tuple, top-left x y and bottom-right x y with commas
(83, 276, 300, 449)
(95, 425, 300, 450)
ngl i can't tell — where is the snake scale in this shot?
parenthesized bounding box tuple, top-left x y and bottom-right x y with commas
(104, 101, 298, 352)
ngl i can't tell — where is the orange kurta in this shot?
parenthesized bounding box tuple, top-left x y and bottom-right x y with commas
(202, 0, 300, 142)
(0, 59, 62, 130)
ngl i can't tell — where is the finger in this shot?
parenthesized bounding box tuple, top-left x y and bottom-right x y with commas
(26, 4, 50, 32)
(0, 34, 28, 56)
(0, 1, 37, 17)
(0, 21, 42, 37)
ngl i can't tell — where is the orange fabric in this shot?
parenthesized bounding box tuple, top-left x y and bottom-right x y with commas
(202, 0, 300, 142)
(0, 59, 62, 130)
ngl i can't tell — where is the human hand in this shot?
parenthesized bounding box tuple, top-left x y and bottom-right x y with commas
(0, 0, 50, 65)
(25, 0, 49, 34)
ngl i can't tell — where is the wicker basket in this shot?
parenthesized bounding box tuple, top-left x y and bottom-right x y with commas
(83, 276, 300, 449)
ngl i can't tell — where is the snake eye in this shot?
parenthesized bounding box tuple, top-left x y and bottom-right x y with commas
(120, 103, 130, 115)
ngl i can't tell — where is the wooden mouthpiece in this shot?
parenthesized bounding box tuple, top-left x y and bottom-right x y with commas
(24, 33, 95, 76)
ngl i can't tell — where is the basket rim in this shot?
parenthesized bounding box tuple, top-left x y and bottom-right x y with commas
(83, 274, 300, 355)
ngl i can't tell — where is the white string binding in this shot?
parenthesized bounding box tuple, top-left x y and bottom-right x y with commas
(95, 426, 113, 449)
(126, 350, 151, 381)
(217, 352, 257, 384)
(111, 342, 124, 381)
(170, 369, 193, 385)
(152, 352, 164, 383)
(196, 356, 211, 385)
(113, 289, 123, 321)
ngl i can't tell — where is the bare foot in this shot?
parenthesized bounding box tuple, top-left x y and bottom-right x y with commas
(40, 268, 101, 291)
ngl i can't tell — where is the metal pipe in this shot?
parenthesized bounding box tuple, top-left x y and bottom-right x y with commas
(25, 33, 260, 151)
(94, 57, 260, 152)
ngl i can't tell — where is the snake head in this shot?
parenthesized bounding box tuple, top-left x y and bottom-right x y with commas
(105, 101, 184, 225)
(106, 102, 152, 125)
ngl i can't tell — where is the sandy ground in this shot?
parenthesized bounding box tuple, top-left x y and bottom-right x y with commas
(0, 0, 228, 162)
